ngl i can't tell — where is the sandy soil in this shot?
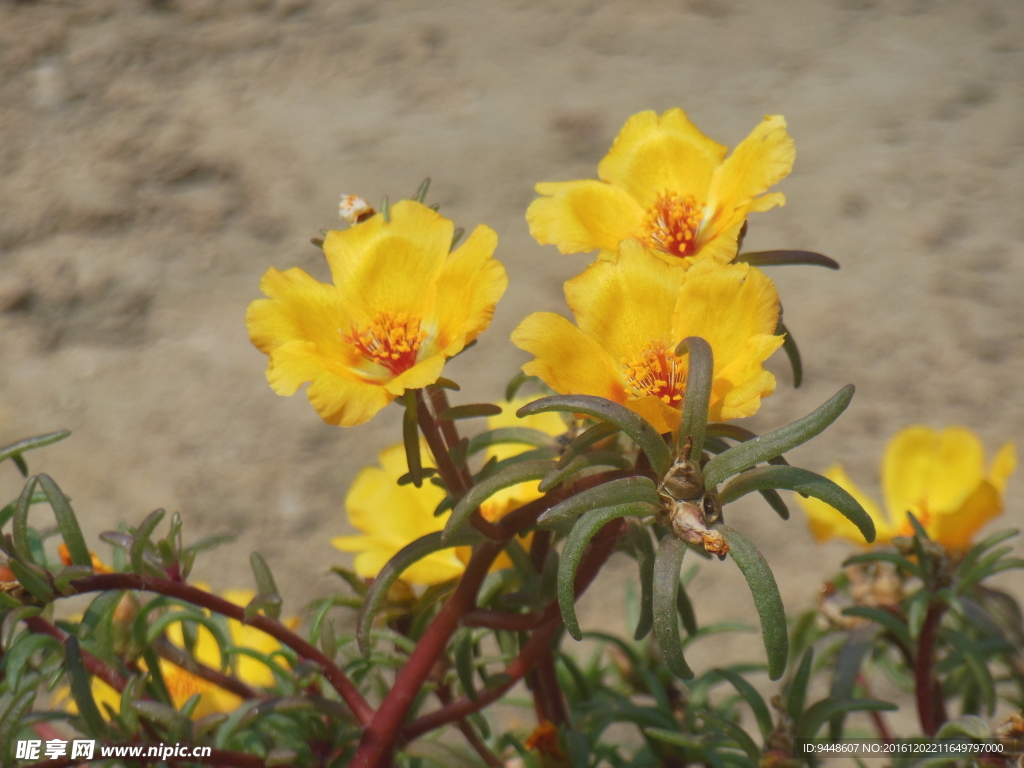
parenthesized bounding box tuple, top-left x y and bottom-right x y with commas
(1, 0, 1022, 693)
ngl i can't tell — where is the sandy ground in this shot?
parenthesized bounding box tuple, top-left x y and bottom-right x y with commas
(1, 0, 1023, 716)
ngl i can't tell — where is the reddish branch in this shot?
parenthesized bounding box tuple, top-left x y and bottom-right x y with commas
(24, 616, 129, 693)
(915, 601, 949, 737)
(53, 573, 374, 727)
(153, 638, 263, 701)
(402, 516, 626, 741)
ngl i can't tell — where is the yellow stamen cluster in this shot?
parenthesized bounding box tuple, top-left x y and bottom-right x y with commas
(623, 342, 686, 405)
(642, 191, 704, 259)
(345, 312, 428, 374)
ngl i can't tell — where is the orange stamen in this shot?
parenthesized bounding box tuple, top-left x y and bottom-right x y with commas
(642, 191, 704, 259)
(344, 312, 427, 375)
(623, 342, 687, 405)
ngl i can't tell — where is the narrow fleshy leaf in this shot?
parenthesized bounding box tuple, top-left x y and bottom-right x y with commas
(403, 389, 423, 488)
(539, 450, 632, 492)
(715, 667, 773, 739)
(778, 321, 803, 389)
(843, 551, 920, 577)
(37, 474, 91, 568)
(828, 627, 873, 739)
(703, 385, 855, 489)
(652, 537, 693, 679)
(467, 427, 554, 457)
(622, 521, 655, 640)
(799, 698, 897, 739)
(735, 250, 840, 269)
(13, 476, 40, 564)
(944, 628, 996, 715)
(245, 593, 283, 622)
(434, 377, 461, 391)
(758, 489, 790, 520)
(699, 710, 761, 761)
(705, 424, 789, 466)
(676, 578, 697, 636)
(719, 466, 874, 543)
(674, 337, 713, 458)
(842, 607, 912, 649)
(65, 635, 109, 738)
(131, 509, 166, 577)
(453, 628, 478, 701)
(518, 395, 671, 476)
(1, 606, 43, 650)
(450, 227, 465, 251)
(358, 529, 481, 656)
(439, 403, 503, 420)
(720, 526, 788, 680)
(413, 177, 431, 203)
(935, 715, 992, 741)
(786, 647, 814, 721)
(7, 560, 54, 603)
(538, 476, 659, 526)
(443, 459, 556, 541)
(505, 371, 531, 402)
(0, 690, 36, 762)
(558, 422, 620, 467)
(0, 430, 71, 468)
(558, 502, 657, 640)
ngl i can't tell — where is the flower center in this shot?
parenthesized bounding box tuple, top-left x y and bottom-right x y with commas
(641, 192, 704, 259)
(345, 312, 428, 375)
(623, 342, 686, 405)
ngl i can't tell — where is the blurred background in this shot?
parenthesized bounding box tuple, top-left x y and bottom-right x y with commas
(0, 0, 1021, 694)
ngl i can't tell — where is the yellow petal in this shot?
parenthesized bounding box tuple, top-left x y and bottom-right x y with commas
(597, 109, 727, 209)
(704, 115, 795, 236)
(432, 224, 508, 354)
(564, 240, 683, 362)
(988, 442, 1017, 493)
(511, 312, 627, 404)
(882, 426, 985, 520)
(382, 353, 447, 395)
(796, 465, 890, 545)
(710, 335, 784, 421)
(247, 267, 356, 365)
(267, 341, 392, 426)
(927, 481, 1004, 553)
(527, 180, 645, 254)
(323, 200, 450, 323)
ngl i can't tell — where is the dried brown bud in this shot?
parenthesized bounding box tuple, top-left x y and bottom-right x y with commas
(658, 457, 704, 502)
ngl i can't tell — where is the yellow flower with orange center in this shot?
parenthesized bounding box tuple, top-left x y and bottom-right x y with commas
(511, 241, 784, 434)
(798, 426, 1017, 552)
(527, 109, 795, 267)
(332, 399, 567, 585)
(247, 200, 508, 427)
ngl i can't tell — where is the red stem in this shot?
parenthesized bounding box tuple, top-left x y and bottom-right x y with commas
(56, 573, 374, 726)
(402, 517, 625, 740)
(350, 540, 504, 768)
(915, 601, 948, 737)
(24, 616, 129, 693)
(857, 673, 893, 744)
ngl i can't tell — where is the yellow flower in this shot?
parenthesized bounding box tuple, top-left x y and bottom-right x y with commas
(511, 242, 784, 434)
(247, 200, 508, 427)
(527, 109, 795, 267)
(61, 590, 292, 719)
(798, 426, 1017, 552)
(332, 400, 567, 585)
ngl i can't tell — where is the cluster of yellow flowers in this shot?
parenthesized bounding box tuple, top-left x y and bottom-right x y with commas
(246, 108, 1016, 586)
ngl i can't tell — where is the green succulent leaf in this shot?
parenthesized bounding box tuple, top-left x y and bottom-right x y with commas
(0, 430, 71, 472)
(65, 635, 109, 738)
(558, 422, 621, 467)
(248, 552, 282, 620)
(719, 526, 788, 680)
(439, 403, 503, 420)
(736, 250, 840, 269)
(622, 520, 655, 641)
(703, 384, 854, 489)
(403, 390, 424, 488)
(539, 450, 632, 492)
(443, 459, 556, 541)
(675, 336, 713, 458)
(467, 427, 555, 457)
(37, 474, 92, 568)
(799, 698, 897, 739)
(778, 321, 803, 389)
(358, 529, 481, 656)
(131, 508, 166, 577)
(714, 667, 773, 740)
(652, 537, 693, 680)
(558, 502, 657, 640)
(719, 466, 874, 543)
(786, 646, 814, 721)
(538, 476, 659, 526)
(517, 395, 671, 476)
